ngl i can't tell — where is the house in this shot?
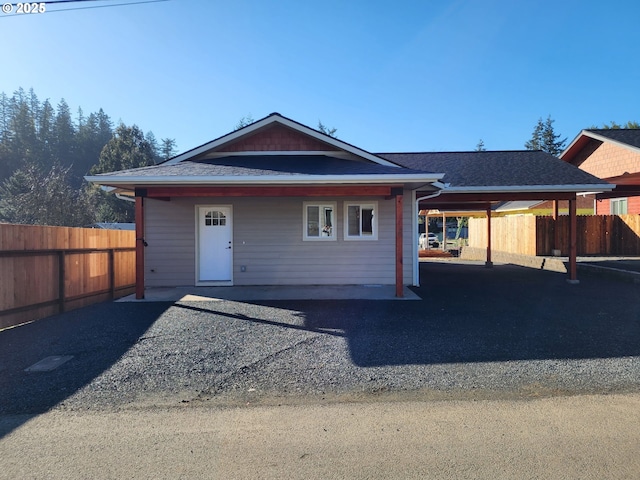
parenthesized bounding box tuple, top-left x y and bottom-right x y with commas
(86, 114, 613, 298)
(561, 129, 640, 214)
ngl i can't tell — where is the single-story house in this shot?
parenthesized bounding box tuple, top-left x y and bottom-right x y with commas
(561, 129, 640, 214)
(86, 113, 613, 298)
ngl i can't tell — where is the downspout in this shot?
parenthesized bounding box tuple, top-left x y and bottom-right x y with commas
(413, 189, 444, 286)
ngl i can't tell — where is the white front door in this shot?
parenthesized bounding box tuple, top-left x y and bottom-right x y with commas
(197, 206, 232, 283)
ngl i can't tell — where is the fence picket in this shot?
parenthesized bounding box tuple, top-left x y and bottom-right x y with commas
(0, 224, 135, 329)
(469, 215, 640, 256)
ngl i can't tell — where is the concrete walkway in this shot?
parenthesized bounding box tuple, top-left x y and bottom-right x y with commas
(117, 285, 421, 302)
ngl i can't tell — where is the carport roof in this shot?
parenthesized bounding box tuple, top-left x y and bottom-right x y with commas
(377, 150, 612, 192)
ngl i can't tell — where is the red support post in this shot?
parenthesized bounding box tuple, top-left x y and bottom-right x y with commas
(135, 196, 145, 299)
(552, 200, 561, 254)
(568, 198, 578, 283)
(395, 193, 404, 298)
(485, 204, 493, 267)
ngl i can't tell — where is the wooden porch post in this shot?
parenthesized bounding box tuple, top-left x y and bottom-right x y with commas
(552, 200, 560, 254)
(568, 197, 578, 284)
(395, 192, 404, 298)
(485, 204, 493, 267)
(442, 212, 446, 251)
(135, 195, 145, 299)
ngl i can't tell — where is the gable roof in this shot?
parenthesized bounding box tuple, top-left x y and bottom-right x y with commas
(377, 150, 611, 193)
(562, 129, 640, 163)
(164, 112, 400, 168)
(86, 155, 442, 190)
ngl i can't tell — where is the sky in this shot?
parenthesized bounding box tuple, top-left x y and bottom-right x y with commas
(1, 0, 639, 156)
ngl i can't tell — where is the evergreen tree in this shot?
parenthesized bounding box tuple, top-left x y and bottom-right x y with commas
(160, 138, 178, 161)
(87, 123, 157, 222)
(0, 163, 94, 226)
(475, 139, 486, 151)
(525, 115, 566, 156)
(235, 114, 255, 130)
(53, 99, 75, 167)
(594, 120, 640, 129)
(317, 120, 338, 138)
(145, 130, 160, 164)
(90, 123, 155, 174)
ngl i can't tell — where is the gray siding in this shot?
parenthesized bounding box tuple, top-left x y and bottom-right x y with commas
(144, 193, 415, 287)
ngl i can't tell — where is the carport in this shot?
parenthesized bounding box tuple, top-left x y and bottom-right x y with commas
(377, 151, 615, 285)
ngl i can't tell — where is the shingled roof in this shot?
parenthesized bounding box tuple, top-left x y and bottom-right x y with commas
(92, 155, 428, 178)
(584, 129, 640, 149)
(377, 150, 609, 190)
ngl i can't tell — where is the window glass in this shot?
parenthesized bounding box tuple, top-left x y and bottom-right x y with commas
(304, 203, 336, 240)
(205, 210, 226, 226)
(345, 202, 377, 240)
(611, 198, 628, 215)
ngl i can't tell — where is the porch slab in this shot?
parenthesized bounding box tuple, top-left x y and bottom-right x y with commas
(116, 285, 421, 302)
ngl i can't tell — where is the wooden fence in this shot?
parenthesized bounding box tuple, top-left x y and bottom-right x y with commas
(0, 224, 135, 330)
(469, 215, 640, 257)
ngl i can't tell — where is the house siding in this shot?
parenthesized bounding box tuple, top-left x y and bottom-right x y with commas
(144, 193, 414, 287)
(578, 142, 640, 179)
(596, 196, 640, 215)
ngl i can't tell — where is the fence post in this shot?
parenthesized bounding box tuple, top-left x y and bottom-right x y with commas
(109, 249, 115, 300)
(58, 250, 66, 313)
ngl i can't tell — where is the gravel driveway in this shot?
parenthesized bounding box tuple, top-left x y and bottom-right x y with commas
(2, 261, 640, 415)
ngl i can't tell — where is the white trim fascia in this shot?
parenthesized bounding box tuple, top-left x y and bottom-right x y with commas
(164, 114, 400, 168)
(84, 173, 445, 186)
(441, 184, 616, 194)
(561, 129, 640, 159)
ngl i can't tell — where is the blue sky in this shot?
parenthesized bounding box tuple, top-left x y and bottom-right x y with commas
(2, 0, 639, 155)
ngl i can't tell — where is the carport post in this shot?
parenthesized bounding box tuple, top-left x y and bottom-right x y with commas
(135, 194, 145, 299)
(485, 204, 493, 268)
(395, 191, 404, 298)
(552, 200, 560, 253)
(568, 197, 579, 284)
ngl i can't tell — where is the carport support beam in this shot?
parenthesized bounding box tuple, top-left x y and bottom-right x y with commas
(568, 198, 579, 284)
(395, 192, 404, 298)
(135, 195, 145, 299)
(485, 204, 493, 268)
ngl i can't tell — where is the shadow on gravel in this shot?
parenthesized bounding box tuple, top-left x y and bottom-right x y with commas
(342, 262, 640, 366)
(0, 302, 172, 438)
(204, 262, 640, 368)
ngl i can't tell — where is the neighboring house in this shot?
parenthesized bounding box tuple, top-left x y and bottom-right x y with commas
(86, 114, 613, 298)
(561, 129, 640, 214)
(494, 196, 594, 216)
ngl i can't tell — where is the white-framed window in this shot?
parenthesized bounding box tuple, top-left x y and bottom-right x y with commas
(611, 198, 628, 215)
(344, 202, 377, 240)
(303, 202, 336, 241)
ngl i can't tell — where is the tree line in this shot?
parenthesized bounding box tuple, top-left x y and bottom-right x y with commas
(0, 88, 177, 226)
(478, 117, 639, 155)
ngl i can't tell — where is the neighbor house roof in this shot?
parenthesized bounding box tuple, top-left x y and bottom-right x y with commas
(377, 150, 611, 193)
(562, 129, 640, 163)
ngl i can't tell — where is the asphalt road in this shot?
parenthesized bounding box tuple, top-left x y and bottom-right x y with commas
(3, 393, 640, 479)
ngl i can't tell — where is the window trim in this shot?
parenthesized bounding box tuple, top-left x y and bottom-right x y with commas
(343, 201, 378, 241)
(610, 198, 628, 215)
(303, 202, 337, 241)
